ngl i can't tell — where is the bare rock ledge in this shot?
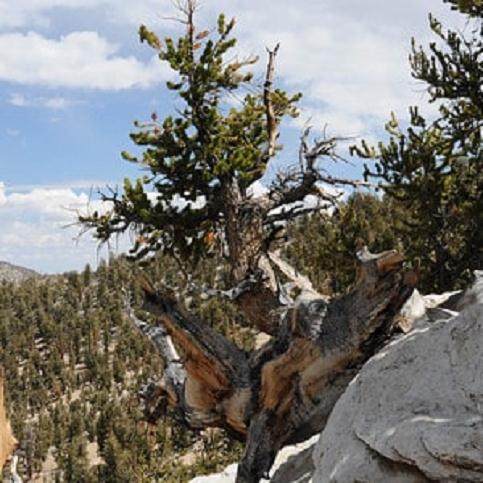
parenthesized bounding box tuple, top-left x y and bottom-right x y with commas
(313, 273, 483, 482)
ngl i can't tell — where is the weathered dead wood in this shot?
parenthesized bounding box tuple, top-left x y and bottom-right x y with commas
(0, 368, 17, 472)
(238, 249, 415, 482)
(131, 280, 251, 436)
(263, 43, 280, 161)
(126, 248, 416, 482)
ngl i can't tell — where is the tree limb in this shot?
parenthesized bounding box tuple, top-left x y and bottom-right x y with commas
(263, 43, 280, 161)
(127, 249, 416, 482)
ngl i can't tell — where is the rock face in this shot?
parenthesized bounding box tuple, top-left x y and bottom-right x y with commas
(0, 369, 17, 471)
(312, 273, 483, 482)
(0, 261, 38, 284)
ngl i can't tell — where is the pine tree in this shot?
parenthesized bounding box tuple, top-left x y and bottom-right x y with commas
(76, 3, 417, 481)
(80, 4, 301, 271)
(353, 0, 482, 292)
(286, 192, 404, 294)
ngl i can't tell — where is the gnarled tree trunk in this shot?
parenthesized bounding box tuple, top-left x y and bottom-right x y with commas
(127, 247, 416, 482)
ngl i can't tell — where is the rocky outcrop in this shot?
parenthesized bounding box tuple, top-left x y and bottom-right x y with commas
(313, 272, 483, 482)
(189, 274, 483, 482)
(0, 261, 38, 284)
(0, 369, 16, 471)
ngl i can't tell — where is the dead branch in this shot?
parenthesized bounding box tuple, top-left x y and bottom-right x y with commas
(263, 43, 281, 160)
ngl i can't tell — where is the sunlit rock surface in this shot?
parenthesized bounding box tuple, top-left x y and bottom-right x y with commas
(313, 273, 483, 482)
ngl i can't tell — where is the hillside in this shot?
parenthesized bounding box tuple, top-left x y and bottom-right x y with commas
(0, 256, 251, 481)
(0, 194, 431, 482)
(0, 191, 478, 482)
(0, 262, 39, 284)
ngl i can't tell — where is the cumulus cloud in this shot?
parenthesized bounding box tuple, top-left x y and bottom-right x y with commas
(208, 0, 457, 137)
(0, 0, 462, 120)
(147, 0, 457, 140)
(0, 0, 169, 30)
(0, 31, 169, 90)
(6, 187, 90, 219)
(8, 180, 111, 192)
(0, 182, 127, 273)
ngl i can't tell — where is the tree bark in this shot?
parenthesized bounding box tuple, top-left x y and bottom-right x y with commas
(127, 248, 416, 482)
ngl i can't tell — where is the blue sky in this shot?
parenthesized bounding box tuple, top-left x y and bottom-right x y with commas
(0, 0, 462, 273)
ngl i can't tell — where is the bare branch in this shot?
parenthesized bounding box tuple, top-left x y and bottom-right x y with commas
(268, 250, 322, 300)
(262, 127, 371, 217)
(263, 43, 281, 160)
(125, 299, 183, 373)
(318, 175, 373, 188)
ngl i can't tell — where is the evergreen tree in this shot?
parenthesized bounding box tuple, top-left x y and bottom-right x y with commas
(286, 192, 404, 294)
(353, 0, 482, 292)
(80, 2, 301, 269)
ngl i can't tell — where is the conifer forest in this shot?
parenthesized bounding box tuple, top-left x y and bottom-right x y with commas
(0, 0, 481, 481)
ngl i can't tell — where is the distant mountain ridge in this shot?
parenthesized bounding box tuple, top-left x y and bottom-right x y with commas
(0, 261, 39, 283)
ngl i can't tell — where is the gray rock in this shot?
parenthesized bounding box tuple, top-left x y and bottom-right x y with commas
(0, 261, 38, 283)
(312, 275, 483, 482)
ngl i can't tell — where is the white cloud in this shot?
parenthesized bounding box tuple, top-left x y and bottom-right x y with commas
(211, 0, 459, 138)
(6, 179, 112, 192)
(6, 187, 89, 219)
(0, 0, 99, 29)
(0, 0, 464, 118)
(0, 31, 169, 90)
(0, 0, 170, 30)
(42, 97, 74, 109)
(0, 182, 126, 273)
(8, 93, 28, 107)
(247, 180, 268, 199)
(0, 0, 157, 30)
(0, 182, 6, 205)
(8, 92, 80, 109)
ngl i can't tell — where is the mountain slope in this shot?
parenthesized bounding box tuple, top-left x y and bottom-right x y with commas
(0, 261, 39, 283)
(0, 257, 247, 481)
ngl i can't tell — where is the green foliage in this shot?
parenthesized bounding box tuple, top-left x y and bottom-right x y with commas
(443, 0, 483, 16)
(352, 1, 482, 292)
(81, 7, 301, 268)
(285, 193, 403, 294)
(0, 257, 251, 481)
